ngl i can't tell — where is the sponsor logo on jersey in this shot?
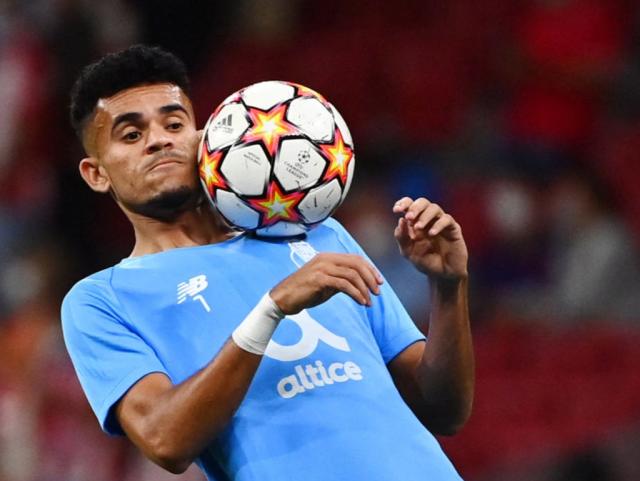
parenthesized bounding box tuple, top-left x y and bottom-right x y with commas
(276, 359, 363, 399)
(265, 309, 363, 399)
(177, 275, 211, 312)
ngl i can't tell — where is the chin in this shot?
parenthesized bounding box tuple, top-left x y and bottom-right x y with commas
(127, 185, 201, 221)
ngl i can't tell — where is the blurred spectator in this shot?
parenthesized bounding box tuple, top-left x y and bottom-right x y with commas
(544, 168, 640, 321)
(501, 166, 640, 323)
(471, 177, 548, 321)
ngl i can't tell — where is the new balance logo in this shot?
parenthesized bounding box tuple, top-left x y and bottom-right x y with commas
(177, 275, 211, 312)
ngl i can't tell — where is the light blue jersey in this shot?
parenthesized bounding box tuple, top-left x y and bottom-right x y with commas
(62, 218, 462, 481)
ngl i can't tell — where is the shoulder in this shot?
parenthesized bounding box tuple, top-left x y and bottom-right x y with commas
(63, 267, 116, 305)
(313, 217, 365, 254)
(318, 216, 347, 234)
(315, 217, 354, 243)
(61, 267, 122, 331)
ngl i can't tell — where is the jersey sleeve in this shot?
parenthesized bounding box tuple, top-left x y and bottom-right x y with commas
(324, 218, 426, 363)
(61, 274, 169, 435)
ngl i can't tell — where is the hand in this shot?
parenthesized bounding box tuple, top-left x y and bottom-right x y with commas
(270, 253, 383, 315)
(393, 197, 468, 281)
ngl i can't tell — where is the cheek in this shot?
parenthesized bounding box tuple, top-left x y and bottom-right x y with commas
(103, 151, 143, 191)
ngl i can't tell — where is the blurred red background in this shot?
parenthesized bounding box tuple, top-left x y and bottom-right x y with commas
(1, 0, 639, 479)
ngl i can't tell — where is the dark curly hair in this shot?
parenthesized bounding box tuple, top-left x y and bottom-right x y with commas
(69, 44, 190, 140)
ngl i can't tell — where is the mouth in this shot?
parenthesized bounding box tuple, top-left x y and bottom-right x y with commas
(150, 159, 183, 171)
(147, 152, 188, 172)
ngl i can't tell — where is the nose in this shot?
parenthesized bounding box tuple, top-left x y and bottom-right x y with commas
(145, 122, 173, 154)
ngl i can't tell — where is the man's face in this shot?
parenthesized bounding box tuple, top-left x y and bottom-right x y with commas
(80, 83, 201, 220)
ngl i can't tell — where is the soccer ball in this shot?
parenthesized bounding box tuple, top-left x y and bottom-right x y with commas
(198, 80, 355, 237)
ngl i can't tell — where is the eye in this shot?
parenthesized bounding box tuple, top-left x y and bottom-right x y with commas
(167, 122, 183, 131)
(123, 131, 141, 142)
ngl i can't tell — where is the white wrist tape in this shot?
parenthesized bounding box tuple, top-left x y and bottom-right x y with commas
(232, 293, 285, 355)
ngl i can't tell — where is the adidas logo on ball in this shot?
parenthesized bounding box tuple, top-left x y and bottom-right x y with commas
(213, 114, 234, 134)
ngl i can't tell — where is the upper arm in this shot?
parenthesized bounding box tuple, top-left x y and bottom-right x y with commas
(388, 340, 426, 410)
(61, 279, 169, 434)
(115, 372, 174, 447)
(387, 340, 455, 432)
(388, 338, 472, 435)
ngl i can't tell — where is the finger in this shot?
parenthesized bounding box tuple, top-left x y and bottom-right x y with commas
(325, 274, 370, 306)
(314, 254, 374, 304)
(405, 198, 432, 222)
(333, 265, 373, 304)
(394, 217, 412, 251)
(331, 253, 383, 285)
(349, 256, 383, 293)
(333, 254, 382, 294)
(368, 262, 384, 287)
(427, 213, 456, 236)
(413, 202, 445, 231)
(314, 253, 384, 288)
(392, 197, 414, 214)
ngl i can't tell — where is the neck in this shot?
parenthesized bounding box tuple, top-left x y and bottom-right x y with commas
(127, 204, 235, 257)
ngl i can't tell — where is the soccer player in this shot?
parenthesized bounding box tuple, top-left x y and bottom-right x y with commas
(62, 45, 474, 481)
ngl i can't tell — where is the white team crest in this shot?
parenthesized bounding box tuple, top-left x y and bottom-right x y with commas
(177, 274, 211, 312)
(289, 240, 318, 267)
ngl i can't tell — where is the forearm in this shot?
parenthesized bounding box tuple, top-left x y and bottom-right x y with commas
(389, 196, 473, 433)
(163, 344, 258, 466)
(417, 277, 474, 433)
(118, 340, 262, 473)
(119, 294, 286, 472)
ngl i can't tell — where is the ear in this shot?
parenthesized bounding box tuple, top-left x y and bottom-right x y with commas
(79, 157, 111, 193)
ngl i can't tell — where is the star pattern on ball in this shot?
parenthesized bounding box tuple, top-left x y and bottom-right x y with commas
(199, 147, 227, 193)
(226, 92, 243, 104)
(241, 103, 299, 158)
(293, 83, 327, 104)
(320, 128, 354, 185)
(248, 181, 303, 226)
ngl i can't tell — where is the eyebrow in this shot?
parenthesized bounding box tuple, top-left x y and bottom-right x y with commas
(159, 103, 189, 116)
(111, 104, 189, 133)
(111, 112, 142, 133)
